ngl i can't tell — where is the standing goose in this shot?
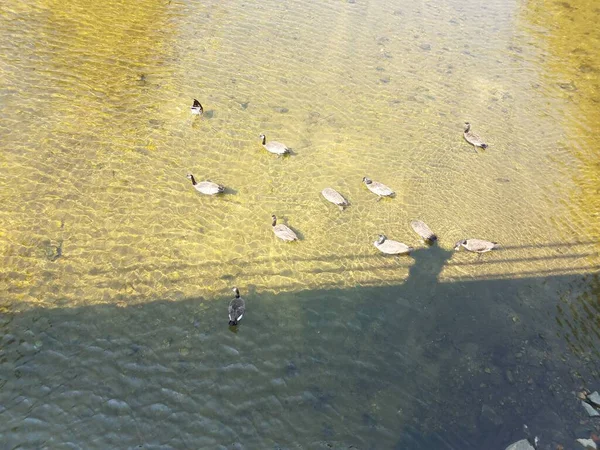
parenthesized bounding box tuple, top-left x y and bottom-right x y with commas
(362, 177, 395, 199)
(321, 188, 349, 210)
(410, 220, 437, 243)
(191, 99, 204, 116)
(259, 134, 290, 156)
(463, 122, 488, 150)
(374, 235, 413, 255)
(271, 215, 298, 241)
(186, 174, 225, 195)
(454, 239, 498, 253)
(228, 287, 245, 326)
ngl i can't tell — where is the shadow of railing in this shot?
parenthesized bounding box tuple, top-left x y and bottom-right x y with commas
(56, 239, 599, 306)
(80, 240, 599, 277)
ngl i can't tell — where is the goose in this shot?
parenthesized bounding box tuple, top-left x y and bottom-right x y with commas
(374, 234, 413, 255)
(228, 287, 245, 326)
(410, 220, 437, 243)
(362, 177, 394, 199)
(259, 134, 290, 156)
(463, 122, 488, 150)
(271, 215, 298, 241)
(186, 174, 225, 195)
(321, 188, 349, 210)
(191, 99, 203, 115)
(454, 239, 498, 253)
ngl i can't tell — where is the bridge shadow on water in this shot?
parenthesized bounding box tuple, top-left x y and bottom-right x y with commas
(0, 251, 599, 449)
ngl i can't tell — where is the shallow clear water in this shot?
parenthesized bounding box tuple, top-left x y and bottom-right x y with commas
(0, 0, 599, 448)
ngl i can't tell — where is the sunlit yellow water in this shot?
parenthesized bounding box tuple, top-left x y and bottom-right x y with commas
(0, 0, 598, 309)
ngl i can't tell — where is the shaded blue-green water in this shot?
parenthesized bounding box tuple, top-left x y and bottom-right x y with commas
(2, 273, 600, 448)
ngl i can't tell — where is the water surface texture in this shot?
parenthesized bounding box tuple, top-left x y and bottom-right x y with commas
(0, 0, 599, 448)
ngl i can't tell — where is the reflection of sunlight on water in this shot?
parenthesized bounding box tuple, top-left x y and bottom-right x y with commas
(0, 0, 598, 311)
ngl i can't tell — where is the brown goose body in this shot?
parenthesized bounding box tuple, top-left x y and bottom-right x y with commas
(271, 215, 298, 241)
(374, 235, 413, 255)
(463, 122, 488, 149)
(260, 134, 290, 155)
(186, 174, 225, 195)
(454, 239, 498, 253)
(321, 188, 349, 209)
(228, 287, 245, 326)
(362, 177, 394, 198)
(410, 220, 437, 242)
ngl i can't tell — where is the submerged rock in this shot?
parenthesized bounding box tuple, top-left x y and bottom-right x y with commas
(480, 404, 503, 431)
(558, 81, 577, 91)
(581, 400, 600, 417)
(587, 391, 600, 406)
(577, 438, 597, 449)
(505, 439, 535, 450)
(285, 361, 298, 377)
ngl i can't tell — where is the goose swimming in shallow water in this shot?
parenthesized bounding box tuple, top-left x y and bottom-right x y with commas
(374, 234, 413, 255)
(271, 215, 298, 241)
(191, 99, 203, 115)
(463, 122, 488, 150)
(321, 188, 349, 210)
(454, 239, 498, 253)
(186, 174, 225, 195)
(362, 177, 394, 199)
(259, 134, 290, 156)
(410, 220, 437, 243)
(228, 287, 245, 326)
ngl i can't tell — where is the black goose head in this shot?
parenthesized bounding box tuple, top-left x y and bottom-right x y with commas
(191, 99, 203, 115)
(454, 239, 467, 250)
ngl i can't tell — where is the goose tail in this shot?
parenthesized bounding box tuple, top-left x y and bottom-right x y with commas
(480, 143, 488, 149)
(229, 319, 237, 326)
